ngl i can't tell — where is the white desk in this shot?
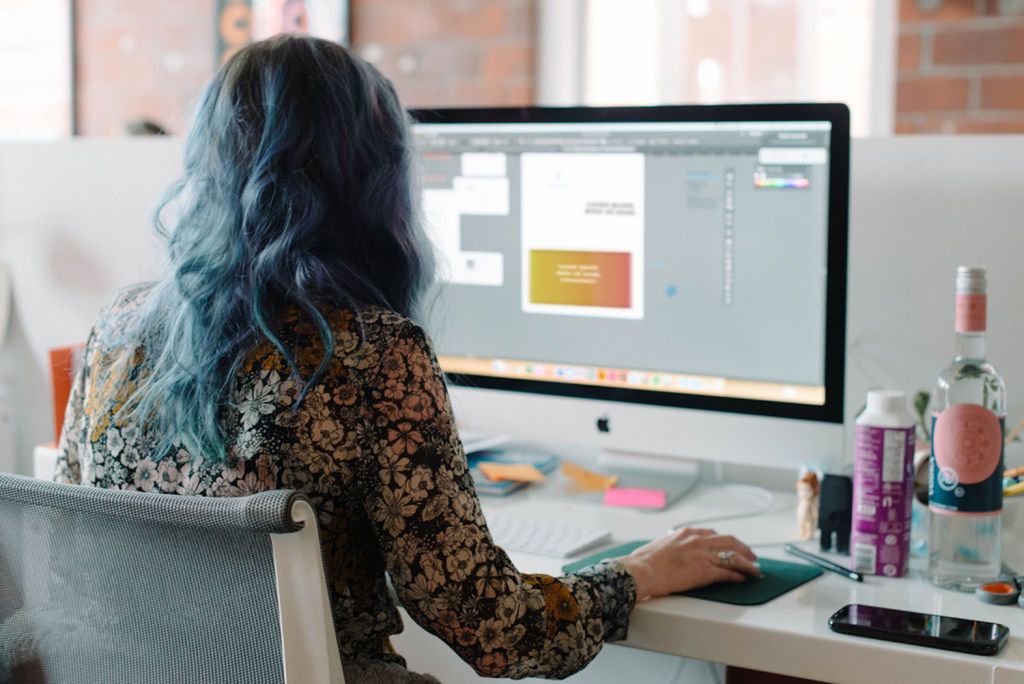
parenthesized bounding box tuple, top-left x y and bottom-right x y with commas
(30, 446, 1024, 682)
(396, 480, 1024, 684)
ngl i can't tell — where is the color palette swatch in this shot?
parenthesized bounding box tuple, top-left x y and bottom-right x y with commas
(753, 175, 810, 189)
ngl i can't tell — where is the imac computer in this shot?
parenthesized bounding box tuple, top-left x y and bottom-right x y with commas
(411, 104, 849, 478)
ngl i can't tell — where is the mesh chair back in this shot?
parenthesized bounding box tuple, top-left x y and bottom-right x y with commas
(0, 474, 310, 683)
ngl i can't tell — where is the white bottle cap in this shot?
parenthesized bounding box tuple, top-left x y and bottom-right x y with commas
(956, 266, 987, 295)
(866, 389, 907, 415)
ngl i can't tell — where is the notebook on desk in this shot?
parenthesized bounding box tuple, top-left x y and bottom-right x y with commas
(563, 541, 824, 606)
(468, 448, 560, 496)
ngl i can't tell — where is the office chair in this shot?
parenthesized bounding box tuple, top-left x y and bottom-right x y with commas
(0, 474, 343, 683)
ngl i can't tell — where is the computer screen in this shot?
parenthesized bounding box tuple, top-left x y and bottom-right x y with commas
(412, 104, 848, 425)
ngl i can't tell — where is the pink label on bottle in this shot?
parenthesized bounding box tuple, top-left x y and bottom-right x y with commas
(933, 404, 1002, 484)
(955, 294, 987, 333)
(929, 408, 1004, 515)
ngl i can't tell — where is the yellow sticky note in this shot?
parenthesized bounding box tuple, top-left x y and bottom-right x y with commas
(478, 462, 546, 482)
(562, 461, 619, 492)
(1005, 481, 1024, 497)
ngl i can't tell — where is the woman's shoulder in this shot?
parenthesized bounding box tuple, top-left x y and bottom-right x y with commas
(102, 282, 156, 318)
(317, 305, 436, 382)
(325, 305, 430, 350)
(87, 282, 156, 342)
(357, 306, 424, 339)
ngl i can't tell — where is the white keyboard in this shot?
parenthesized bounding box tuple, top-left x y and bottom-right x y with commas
(486, 512, 613, 559)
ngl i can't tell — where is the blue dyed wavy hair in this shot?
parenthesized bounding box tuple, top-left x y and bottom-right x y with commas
(121, 35, 433, 463)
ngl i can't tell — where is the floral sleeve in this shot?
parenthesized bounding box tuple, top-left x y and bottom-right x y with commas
(54, 341, 89, 485)
(352, 320, 636, 679)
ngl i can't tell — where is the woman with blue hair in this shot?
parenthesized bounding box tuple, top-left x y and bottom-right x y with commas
(56, 35, 759, 682)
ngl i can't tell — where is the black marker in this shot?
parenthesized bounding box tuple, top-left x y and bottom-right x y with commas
(784, 543, 863, 582)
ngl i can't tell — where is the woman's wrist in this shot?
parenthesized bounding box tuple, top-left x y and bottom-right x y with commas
(614, 554, 655, 600)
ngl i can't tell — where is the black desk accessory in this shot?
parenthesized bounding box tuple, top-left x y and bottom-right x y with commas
(818, 473, 852, 554)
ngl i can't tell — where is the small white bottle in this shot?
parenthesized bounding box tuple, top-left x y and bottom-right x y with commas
(851, 390, 916, 576)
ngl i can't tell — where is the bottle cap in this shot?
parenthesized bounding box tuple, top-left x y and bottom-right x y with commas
(956, 266, 987, 295)
(866, 389, 907, 415)
(976, 581, 1019, 605)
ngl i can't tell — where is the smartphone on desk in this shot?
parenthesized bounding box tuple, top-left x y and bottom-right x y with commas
(828, 604, 1010, 656)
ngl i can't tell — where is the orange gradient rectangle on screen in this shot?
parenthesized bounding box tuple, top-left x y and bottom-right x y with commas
(529, 250, 631, 308)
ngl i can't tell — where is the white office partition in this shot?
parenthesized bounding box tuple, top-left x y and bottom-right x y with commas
(1, 136, 1023, 474)
(0, 139, 177, 470)
(843, 137, 1024, 450)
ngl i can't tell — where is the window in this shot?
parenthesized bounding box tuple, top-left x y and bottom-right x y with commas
(540, 0, 895, 136)
(0, 0, 72, 140)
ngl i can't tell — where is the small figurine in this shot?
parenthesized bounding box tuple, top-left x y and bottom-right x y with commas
(796, 471, 820, 541)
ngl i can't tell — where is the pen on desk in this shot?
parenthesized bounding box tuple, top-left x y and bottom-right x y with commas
(783, 543, 863, 582)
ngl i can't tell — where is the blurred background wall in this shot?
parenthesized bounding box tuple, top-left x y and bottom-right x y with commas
(4, 0, 1024, 140)
(72, 0, 535, 136)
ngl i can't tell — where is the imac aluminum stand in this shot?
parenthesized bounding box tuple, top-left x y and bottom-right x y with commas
(595, 450, 700, 510)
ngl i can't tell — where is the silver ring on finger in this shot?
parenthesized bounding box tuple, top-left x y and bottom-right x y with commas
(715, 549, 735, 567)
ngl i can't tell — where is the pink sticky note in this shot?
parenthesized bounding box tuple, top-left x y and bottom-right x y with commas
(603, 487, 667, 509)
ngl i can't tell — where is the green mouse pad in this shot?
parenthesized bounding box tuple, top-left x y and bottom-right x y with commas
(563, 541, 824, 606)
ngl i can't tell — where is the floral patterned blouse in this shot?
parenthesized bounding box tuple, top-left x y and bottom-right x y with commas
(56, 285, 636, 680)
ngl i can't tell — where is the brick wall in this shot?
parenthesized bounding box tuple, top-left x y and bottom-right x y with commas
(896, 0, 1024, 133)
(73, 0, 535, 136)
(75, 0, 216, 136)
(350, 0, 535, 108)
(63, 0, 1024, 137)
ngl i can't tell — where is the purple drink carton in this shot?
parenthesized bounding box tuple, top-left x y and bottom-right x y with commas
(851, 390, 916, 577)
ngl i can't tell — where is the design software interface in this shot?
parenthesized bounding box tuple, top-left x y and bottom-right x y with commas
(415, 120, 832, 405)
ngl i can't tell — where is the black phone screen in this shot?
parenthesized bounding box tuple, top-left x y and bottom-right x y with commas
(828, 604, 1010, 656)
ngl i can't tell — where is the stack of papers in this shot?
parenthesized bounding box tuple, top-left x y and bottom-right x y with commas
(468, 448, 560, 496)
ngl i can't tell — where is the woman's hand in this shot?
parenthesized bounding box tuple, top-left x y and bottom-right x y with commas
(615, 527, 762, 601)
